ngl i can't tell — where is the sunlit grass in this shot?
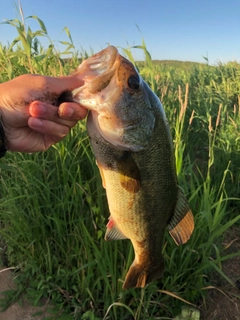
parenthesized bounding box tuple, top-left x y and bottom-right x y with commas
(0, 10, 239, 320)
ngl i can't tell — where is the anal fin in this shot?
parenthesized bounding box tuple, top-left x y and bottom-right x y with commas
(168, 187, 194, 245)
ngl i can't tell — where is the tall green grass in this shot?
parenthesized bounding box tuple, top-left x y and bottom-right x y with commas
(0, 11, 239, 320)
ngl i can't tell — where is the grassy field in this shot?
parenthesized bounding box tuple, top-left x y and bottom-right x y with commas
(0, 14, 240, 319)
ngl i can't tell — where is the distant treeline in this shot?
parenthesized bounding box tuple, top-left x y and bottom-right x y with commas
(61, 57, 240, 72)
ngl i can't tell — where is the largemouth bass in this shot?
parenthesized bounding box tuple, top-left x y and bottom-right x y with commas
(70, 46, 194, 289)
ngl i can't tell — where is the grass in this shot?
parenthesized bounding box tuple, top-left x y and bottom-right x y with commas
(0, 8, 240, 320)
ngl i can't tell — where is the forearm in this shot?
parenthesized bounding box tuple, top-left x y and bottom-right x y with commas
(0, 115, 7, 157)
(0, 82, 8, 156)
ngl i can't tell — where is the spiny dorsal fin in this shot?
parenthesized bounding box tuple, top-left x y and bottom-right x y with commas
(167, 187, 194, 245)
(105, 217, 128, 241)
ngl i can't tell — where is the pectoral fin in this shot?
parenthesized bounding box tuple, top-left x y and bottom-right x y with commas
(167, 187, 194, 245)
(105, 217, 128, 241)
(117, 152, 141, 193)
(119, 173, 141, 193)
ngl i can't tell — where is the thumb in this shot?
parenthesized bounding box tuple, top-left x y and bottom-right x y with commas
(46, 75, 84, 94)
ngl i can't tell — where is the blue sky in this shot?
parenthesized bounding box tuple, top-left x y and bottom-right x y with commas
(1, 0, 240, 64)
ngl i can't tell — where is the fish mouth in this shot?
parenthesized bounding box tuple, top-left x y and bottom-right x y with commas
(71, 46, 119, 108)
(73, 46, 118, 83)
(83, 49, 114, 73)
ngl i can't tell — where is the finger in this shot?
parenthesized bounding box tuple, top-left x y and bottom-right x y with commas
(58, 102, 88, 120)
(28, 117, 70, 139)
(29, 101, 78, 127)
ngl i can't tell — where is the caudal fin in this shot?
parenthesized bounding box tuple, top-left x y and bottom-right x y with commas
(122, 259, 164, 290)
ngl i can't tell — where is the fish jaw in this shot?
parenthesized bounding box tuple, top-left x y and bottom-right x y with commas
(72, 46, 155, 151)
(72, 46, 118, 84)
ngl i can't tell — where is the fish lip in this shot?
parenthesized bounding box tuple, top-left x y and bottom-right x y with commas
(79, 52, 110, 72)
(76, 46, 118, 75)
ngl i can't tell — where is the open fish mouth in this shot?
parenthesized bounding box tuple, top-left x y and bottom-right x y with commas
(86, 52, 111, 71)
(74, 46, 118, 83)
(71, 47, 119, 108)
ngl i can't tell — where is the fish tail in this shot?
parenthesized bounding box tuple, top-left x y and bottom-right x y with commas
(122, 258, 164, 290)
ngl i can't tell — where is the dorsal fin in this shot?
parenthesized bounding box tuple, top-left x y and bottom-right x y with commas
(167, 187, 194, 245)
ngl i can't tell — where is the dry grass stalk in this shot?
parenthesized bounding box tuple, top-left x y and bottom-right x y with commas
(161, 84, 169, 101)
(178, 83, 189, 123)
(216, 104, 222, 127)
(208, 116, 212, 133)
(189, 110, 195, 125)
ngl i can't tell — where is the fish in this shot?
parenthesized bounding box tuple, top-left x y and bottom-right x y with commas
(70, 46, 194, 289)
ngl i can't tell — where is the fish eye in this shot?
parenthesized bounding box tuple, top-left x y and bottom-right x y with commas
(128, 75, 140, 90)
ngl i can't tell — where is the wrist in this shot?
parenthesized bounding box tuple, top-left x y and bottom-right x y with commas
(0, 115, 7, 158)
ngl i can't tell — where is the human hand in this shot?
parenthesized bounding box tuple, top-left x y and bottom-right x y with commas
(0, 74, 87, 152)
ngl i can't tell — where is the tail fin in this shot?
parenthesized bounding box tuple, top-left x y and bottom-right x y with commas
(122, 259, 164, 290)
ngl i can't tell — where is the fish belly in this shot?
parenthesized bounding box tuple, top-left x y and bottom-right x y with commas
(97, 150, 177, 289)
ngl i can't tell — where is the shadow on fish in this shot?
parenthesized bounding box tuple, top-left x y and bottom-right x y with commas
(65, 46, 194, 289)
